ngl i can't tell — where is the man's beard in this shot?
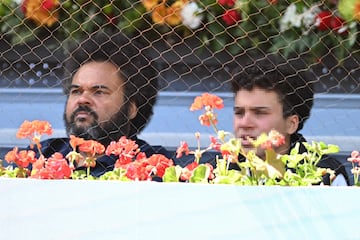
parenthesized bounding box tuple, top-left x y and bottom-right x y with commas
(64, 104, 132, 146)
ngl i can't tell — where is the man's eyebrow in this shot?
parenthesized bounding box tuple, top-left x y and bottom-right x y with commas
(69, 84, 80, 89)
(91, 85, 110, 90)
(233, 106, 270, 110)
(69, 84, 110, 90)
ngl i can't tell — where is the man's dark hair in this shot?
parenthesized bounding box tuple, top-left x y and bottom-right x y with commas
(231, 62, 314, 131)
(63, 32, 158, 137)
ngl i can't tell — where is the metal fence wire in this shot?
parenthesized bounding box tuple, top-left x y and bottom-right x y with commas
(0, 0, 360, 152)
(1, 0, 360, 90)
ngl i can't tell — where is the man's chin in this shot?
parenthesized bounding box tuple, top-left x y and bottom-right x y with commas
(68, 122, 95, 136)
(73, 119, 94, 128)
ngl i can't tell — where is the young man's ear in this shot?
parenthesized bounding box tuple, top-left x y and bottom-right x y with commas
(286, 114, 299, 135)
(128, 102, 138, 120)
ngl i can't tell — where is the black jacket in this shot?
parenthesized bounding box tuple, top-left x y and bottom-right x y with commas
(229, 133, 349, 185)
(174, 133, 349, 185)
(27, 137, 172, 177)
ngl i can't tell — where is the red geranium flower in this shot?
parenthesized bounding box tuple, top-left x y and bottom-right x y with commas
(209, 136, 221, 151)
(330, 15, 347, 34)
(315, 11, 332, 31)
(31, 153, 72, 179)
(106, 136, 140, 165)
(124, 160, 151, 181)
(146, 154, 174, 177)
(218, 0, 235, 7)
(222, 9, 241, 25)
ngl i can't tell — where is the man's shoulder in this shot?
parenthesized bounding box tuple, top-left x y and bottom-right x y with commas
(291, 133, 350, 185)
(135, 137, 174, 159)
(35, 138, 71, 157)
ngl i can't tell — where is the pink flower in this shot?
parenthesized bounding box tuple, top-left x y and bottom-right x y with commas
(176, 141, 190, 158)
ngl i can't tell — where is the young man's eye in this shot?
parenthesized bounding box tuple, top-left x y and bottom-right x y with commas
(234, 110, 244, 116)
(94, 90, 106, 95)
(70, 89, 80, 95)
(255, 111, 267, 115)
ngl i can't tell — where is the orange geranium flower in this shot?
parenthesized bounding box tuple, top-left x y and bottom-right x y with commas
(151, 0, 186, 26)
(5, 147, 37, 168)
(260, 130, 285, 150)
(66, 135, 86, 168)
(165, 0, 186, 26)
(198, 111, 219, 127)
(190, 93, 224, 111)
(142, 0, 161, 11)
(69, 135, 85, 150)
(16, 120, 53, 139)
(152, 3, 167, 24)
(21, 0, 60, 27)
(355, 1, 360, 21)
(77, 140, 105, 168)
(79, 140, 105, 157)
(16, 120, 53, 149)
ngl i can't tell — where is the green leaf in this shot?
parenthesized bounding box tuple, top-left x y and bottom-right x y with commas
(163, 166, 182, 182)
(213, 170, 243, 184)
(265, 148, 286, 178)
(189, 164, 210, 183)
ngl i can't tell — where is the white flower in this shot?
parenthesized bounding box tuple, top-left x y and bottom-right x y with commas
(280, 3, 320, 34)
(302, 5, 320, 28)
(180, 2, 203, 29)
(279, 4, 302, 32)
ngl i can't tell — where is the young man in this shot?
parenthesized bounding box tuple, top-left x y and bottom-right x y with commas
(230, 62, 349, 185)
(30, 32, 171, 177)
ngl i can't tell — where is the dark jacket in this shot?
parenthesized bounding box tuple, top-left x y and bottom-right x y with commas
(28, 137, 172, 177)
(174, 133, 349, 185)
(229, 133, 349, 185)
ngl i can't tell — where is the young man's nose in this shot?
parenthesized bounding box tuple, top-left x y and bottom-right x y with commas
(239, 112, 254, 126)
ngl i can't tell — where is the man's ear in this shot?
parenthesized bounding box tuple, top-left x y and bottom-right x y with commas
(128, 102, 138, 120)
(286, 115, 299, 135)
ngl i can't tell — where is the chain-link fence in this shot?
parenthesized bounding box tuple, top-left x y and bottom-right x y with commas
(0, 0, 360, 155)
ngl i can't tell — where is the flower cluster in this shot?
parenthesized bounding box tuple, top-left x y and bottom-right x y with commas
(0, 120, 174, 180)
(171, 93, 339, 186)
(0, 0, 359, 62)
(347, 150, 360, 185)
(0, 93, 348, 186)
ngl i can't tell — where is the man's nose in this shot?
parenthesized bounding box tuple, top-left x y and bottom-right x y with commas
(77, 92, 92, 105)
(239, 112, 254, 127)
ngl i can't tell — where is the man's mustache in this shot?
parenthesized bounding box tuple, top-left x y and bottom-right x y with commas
(71, 105, 98, 121)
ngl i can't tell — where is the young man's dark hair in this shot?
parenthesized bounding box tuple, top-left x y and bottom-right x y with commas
(231, 63, 314, 131)
(230, 61, 348, 185)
